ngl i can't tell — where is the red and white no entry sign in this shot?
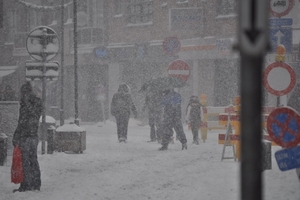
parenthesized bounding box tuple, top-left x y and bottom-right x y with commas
(168, 60, 190, 82)
(263, 62, 296, 96)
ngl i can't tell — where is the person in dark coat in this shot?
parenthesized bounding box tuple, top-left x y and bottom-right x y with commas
(143, 91, 163, 142)
(185, 95, 203, 145)
(12, 81, 43, 192)
(159, 88, 187, 150)
(110, 83, 137, 143)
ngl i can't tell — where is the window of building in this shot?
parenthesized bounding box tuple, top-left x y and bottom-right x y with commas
(73, 0, 104, 28)
(114, 0, 122, 16)
(161, 0, 167, 7)
(126, 0, 153, 25)
(217, 0, 237, 15)
(70, 0, 104, 45)
(9, 6, 41, 48)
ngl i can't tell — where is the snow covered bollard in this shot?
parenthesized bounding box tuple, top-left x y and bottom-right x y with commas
(47, 125, 56, 154)
(55, 123, 86, 154)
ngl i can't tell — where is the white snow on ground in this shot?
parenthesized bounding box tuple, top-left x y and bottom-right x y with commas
(0, 119, 300, 200)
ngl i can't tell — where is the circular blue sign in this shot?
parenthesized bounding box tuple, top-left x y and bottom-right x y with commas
(267, 107, 300, 148)
(163, 36, 181, 55)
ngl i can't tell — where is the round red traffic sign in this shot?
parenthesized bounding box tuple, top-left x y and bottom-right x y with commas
(263, 62, 296, 96)
(267, 107, 300, 148)
(168, 60, 190, 82)
(269, 0, 294, 17)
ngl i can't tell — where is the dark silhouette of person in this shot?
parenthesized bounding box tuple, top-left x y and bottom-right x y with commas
(12, 81, 43, 192)
(110, 83, 137, 143)
(159, 89, 187, 150)
(185, 95, 203, 145)
(143, 91, 163, 142)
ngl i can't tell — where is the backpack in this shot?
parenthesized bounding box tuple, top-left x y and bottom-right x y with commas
(189, 103, 202, 122)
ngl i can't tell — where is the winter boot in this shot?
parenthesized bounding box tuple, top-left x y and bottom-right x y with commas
(182, 142, 187, 150)
(158, 143, 168, 151)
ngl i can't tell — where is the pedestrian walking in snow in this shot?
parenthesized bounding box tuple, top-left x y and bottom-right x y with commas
(159, 89, 187, 150)
(110, 83, 137, 143)
(12, 81, 43, 192)
(142, 91, 163, 142)
(185, 95, 203, 145)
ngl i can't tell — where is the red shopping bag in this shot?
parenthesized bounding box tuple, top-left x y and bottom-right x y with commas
(11, 146, 23, 184)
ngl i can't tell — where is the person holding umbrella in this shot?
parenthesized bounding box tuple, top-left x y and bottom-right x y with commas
(159, 88, 187, 150)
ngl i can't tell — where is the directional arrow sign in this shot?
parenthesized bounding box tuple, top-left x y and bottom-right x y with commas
(269, 27, 292, 53)
(239, 0, 269, 55)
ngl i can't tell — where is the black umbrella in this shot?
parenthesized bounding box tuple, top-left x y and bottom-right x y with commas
(139, 76, 186, 92)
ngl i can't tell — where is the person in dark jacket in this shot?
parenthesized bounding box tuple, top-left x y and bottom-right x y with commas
(12, 81, 43, 192)
(159, 88, 187, 150)
(110, 83, 137, 143)
(185, 95, 203, 145)
(143, 91, 163, 142)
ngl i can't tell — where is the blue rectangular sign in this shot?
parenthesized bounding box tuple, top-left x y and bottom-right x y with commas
(269, 18, 293, 27)
(269, 27, 292, 53)
(275, 146, 300, 171)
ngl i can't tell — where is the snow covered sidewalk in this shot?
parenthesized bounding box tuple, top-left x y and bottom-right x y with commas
(0, 119, 299, 200)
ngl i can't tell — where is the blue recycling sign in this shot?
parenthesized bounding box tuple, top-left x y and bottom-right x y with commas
(269, 27, 292, 53)
(275, 146, 300, 171)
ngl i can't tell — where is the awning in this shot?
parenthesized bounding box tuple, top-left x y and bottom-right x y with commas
(0, 66, 18, 78)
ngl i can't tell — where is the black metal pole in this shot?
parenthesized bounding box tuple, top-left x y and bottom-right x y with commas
(240, 54, 263, 200)
(41, 28, 47, 155)
(60, 0, 65, 126)
(73, 0, 79, 125)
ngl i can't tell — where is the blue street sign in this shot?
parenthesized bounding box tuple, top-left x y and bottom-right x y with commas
(269, 18, 293, 27)
(93, 46, 107, 59)
(275, 146, 300, 171)
(269, 27, 292, 53)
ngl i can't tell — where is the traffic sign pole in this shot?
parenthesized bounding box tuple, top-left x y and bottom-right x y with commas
(41, 28, 48, 155)
(26, 26, 60, 155)
(238, 1, 269, 200)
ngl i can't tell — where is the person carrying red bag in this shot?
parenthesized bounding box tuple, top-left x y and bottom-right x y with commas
(12, 82, 43, 193)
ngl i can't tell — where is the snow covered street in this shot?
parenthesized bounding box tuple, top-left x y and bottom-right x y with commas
(1, 119, 300, 200)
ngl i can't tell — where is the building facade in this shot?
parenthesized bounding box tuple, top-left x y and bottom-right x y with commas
(0, 0, 240, 122)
